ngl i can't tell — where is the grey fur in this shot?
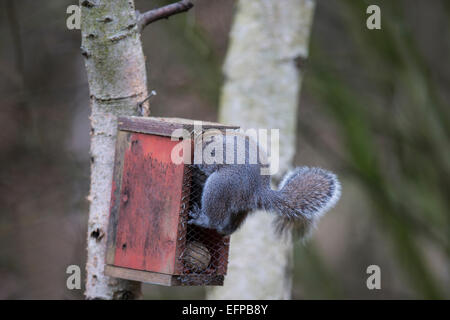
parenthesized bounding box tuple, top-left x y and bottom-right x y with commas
(188, 134, 341, 238)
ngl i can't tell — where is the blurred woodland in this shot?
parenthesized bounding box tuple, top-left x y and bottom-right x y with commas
(0, 0, 448, 299)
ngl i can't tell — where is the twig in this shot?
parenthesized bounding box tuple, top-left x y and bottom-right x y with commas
(137, 90, 157, 114)
(138, 0, 194, 31)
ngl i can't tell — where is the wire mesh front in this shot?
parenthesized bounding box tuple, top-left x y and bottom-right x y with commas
(176, 160, 230, 286)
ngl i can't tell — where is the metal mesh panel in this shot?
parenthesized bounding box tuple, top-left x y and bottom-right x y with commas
(175, 134, 230, 286)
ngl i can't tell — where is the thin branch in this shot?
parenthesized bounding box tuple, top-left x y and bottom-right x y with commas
(138, 0, 194, 31)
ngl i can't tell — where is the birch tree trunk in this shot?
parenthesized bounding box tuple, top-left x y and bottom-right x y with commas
(80, 0, 149, 299)
(207, 0, 315, 299)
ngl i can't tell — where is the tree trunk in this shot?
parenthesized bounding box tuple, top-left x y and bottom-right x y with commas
(80, 0, 149, 299)
(207, 0, 315, 299)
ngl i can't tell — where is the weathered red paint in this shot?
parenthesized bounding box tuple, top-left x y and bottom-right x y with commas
(114, 133, 185, 274)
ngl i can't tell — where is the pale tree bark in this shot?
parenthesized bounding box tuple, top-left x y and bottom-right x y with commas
(207, 0, 316, 299)
(81, 0, 193, 300)
(81, 0, 149, 300)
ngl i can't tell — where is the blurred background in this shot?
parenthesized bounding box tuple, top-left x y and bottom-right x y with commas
(0, 0, 448, 299)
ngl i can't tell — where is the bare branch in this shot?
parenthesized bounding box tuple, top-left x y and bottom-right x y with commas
(138, 0, 194, 30)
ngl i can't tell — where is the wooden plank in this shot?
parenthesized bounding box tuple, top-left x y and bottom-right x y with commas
(173, 152, 191, 275)
(173, 138, 198, 275)
(105, 265, 174, 286)
(106, 131, 131, 265)
(105, 265, 224, 286)
(113, 133, 185, 274)
(118, 116, 239, 137)
(173, 275, 224, 286)
(221, 236, 230, 275)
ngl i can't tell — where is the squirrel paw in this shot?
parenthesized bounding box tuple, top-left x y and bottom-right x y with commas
(187, 204, 211, 228)
(188, 203, 201, 220)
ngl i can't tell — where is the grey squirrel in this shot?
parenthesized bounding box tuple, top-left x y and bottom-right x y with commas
(188, 132, 341, 239)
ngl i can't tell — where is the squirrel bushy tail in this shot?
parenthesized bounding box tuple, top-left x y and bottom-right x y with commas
(263, 167, 341, 239)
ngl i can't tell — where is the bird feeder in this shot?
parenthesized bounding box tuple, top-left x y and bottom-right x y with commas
(104, 116, 238, 286)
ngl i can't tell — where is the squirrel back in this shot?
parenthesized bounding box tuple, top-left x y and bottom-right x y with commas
(188, 133, 341, 239)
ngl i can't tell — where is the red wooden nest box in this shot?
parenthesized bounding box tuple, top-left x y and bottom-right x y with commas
(105, 116, 239, 286)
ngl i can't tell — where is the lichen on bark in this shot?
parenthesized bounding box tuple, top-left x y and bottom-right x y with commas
(81, 0, 149, 300)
